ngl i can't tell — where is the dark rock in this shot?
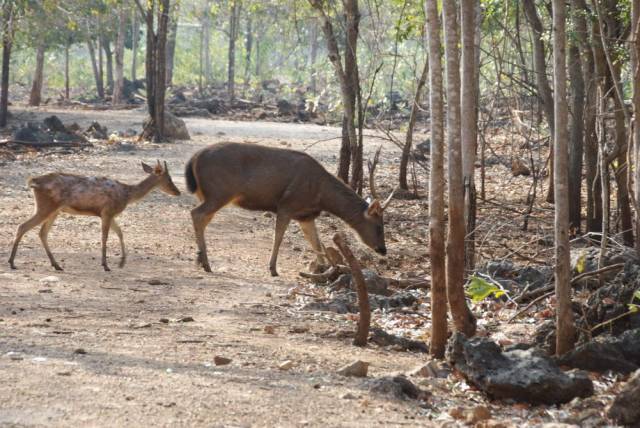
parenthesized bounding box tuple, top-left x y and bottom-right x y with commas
(482, 260, 551, 294)
(366, 375, 426, 401)
(559, 328, 640, 374)
(301, 299, 351, 314)
(302, 291, 417, 314)
(43, 115, 67, 133)
(447, 333, 593, 404)
(262, 79, 280, 92)
(277, 99, 294, 115)
(12, 123, 52, 143)
(607, 369, 640, 426)
(330, 270, 390, 295)
(369, 328, 428, 353)
(123, 78, 145, 100)
(85, 122, 108, 140)
(143, 112, 190, 140)
(580, 281, 640, 337)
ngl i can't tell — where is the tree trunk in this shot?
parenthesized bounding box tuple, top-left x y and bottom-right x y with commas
(28, 43, 46, 106)
(203, 0, 212, 84)
(227, 0, 241, 101)
(568, 40, 584, 232)
(399, 57, 428, 191)
(425, 0, 447, 359)
(113, 4, 127, 105)
(552, 0, 576, 356)
(87, 39, 104, 99)
(132, 7, 139, 82)
(633, 0, 640, 256)
(64, 41, 70, 100)
(523, 0, 555, 203)
(165, 2, 179, 86)
(442, 0, 476, 337)
(461, 0, 479, 273)
(344, 0, 363, 192)
(153, 0, 170, 142)
(102, 37, 114, 94)
(0, 2, 14, 128)
(309, 20, 318, 96)
(243, 15, 253, 93)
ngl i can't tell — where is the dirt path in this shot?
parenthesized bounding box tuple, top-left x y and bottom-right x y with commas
(0, 109, 437, 427)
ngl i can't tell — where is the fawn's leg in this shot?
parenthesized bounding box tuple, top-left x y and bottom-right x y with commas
(298, 219, 327, 265)
(269, 212, 291, 277)
(100, 213, 112, 272)
(191, 200, 225, 273)
(110, 219, 126, 268)
(39, 212, 62, 271)
(8, 204, 57, 269)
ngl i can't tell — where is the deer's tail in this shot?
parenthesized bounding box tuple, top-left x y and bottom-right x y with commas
(185, 156, 198, 194)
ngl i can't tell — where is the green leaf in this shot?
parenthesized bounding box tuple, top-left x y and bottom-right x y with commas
(575, 252, 587, 274)
(628, 304, 639, 313)
(465, 276, 505, 303)
(633, 290, 640, 302)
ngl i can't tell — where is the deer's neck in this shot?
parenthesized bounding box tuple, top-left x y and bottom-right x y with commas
(320, 176, 368, 227)
(127, 175, 159, 203)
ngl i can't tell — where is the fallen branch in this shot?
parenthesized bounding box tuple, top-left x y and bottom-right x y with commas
(333, 232, 370, 347)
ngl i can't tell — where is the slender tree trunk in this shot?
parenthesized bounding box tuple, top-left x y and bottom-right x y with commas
(87, 39, 104, 99)
(98, 34, 104, 96)
(227, 0, 240, 101)
(344, 0, 363, 192)
(552, 0, 576, 356)
(425, 0, 447, 358)
(0, 2, 14, 127)
(113, 4, 127, 105)
(64, 41, 70, 100)
(165, 2, 179, 86)
(132, 7, 138, 82)
(633, 0, 640, 256)
(461, 0, 479, 272)
(254, 32, 261, 79)
(523, 0, 556, 203)
(568, 39, 584, 232)
(202, 0, 212, 84)
(243, 15, 253, 92)
(309, 20, 318, 96)
(153, 0, 170, 142)
(399, 57, 428, 191)
(28, 43, 46, 106)
(443, 0, 476, 337)
(102, 37, 114, 94)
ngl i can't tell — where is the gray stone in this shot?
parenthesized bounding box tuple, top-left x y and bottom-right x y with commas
(607, 369, 640, 425)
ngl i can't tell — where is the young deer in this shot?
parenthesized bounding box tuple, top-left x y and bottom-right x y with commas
(185, 142, 393, 276)
(8, 160, 180, 271)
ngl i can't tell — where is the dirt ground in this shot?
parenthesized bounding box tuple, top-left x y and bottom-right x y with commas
(0, 108, 449, 427)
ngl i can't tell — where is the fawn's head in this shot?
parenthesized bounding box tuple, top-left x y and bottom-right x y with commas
(142, 160, 181, 196)
(355, 190, 395, 256)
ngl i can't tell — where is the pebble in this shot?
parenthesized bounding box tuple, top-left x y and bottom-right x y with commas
(278, 360, 294, 371)
(337, 360, 369, 378)
(214, 356, 232, 366)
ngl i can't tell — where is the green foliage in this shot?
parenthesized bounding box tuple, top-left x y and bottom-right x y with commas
(629, 290, 640, 313)
(465, 275, 505, 303)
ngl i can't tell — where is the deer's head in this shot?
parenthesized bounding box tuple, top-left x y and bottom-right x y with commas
(142, 160, 181, 196)
(355, 189, 395, 256)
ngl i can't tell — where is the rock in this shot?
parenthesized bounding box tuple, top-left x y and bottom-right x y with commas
(39, 276, 60, 284)
(337, 360, 369, 377)
(85, 122, 108, 140)
(263, 325, 276, 334)
(277, 99, 294, 115)
(179, 316, 194, 322)
(13, 123, 52, 144)
(74, 348, 87, 355)
(467, 405, 492, 424)
(607, 369, 640, 425)
(278, 360, 294, 371)
(159, 318, 169, 324)
(559, 328, 640, 374)
(162, 112, 190, 140)
(213, 356, 232, 366)
(369, 328, 428, 353)
(511, 158, 531, 176)
(580, 281, 640, 337)
(409, 360, 450, 378)
(289, 325, 309, 334)
(447, 333, 593, 404)
(340, 392, 357, 400)
(43, 115, 67, 133)
(366, 375, 426, 401)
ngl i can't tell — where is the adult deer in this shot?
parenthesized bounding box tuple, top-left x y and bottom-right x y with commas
(185, 142, 393, 276)
(8, 160, 180, 271)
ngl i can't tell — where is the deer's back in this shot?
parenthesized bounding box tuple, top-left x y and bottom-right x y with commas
(29, 173, 128, 215)
(192, 142, 329, 213)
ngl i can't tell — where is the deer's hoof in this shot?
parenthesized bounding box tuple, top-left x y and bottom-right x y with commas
(53, 264, 63, 271)
(8, 261, 16, 270)
(270, 269, 279, 277)
(103, 265, 111, 272)
(119, 260, 126, 269)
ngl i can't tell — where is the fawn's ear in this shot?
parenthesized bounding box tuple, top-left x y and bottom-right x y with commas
(141, 162, 153, 173)
(153, 160, 163, 175)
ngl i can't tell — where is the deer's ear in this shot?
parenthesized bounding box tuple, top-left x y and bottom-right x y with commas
(366, 200, 383, 217)
(141, 162, 153, 173)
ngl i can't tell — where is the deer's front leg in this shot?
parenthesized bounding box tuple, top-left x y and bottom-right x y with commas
(100, 214, 112, 272)
(269, 213, 291, 277)
(110, 219, 126, 268)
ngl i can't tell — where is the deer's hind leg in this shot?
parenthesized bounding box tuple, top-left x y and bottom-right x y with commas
(39, 211, 62, 271)
(8, 196, 58, 269)
(191, 198, 227, 273)
(298, 219, 327, 266)
(110, 219, 126, 268)
(100, 213, 113, 272)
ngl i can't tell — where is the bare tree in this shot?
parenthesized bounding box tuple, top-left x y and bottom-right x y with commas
(442, 0, 476, 337)
(112, 3, 127, 105)
(425, 0, 447, 358)
(28, 43, 45, 106)
(0, 1, 15, 127)
(552, 0, 576, 355)
(633, 0, 640, 256)
(227, 0, 241, 101)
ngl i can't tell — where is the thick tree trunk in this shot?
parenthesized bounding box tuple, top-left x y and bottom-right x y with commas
(399, 57, 428, 191)
(131, 7, 139, 82)
(0, 2, 14, 127)
(461, 0, 479, 272)
(165, 2, 179, 86)
(113, 4, 127, 105)
(28, 44, 46, 106)
(523, 0, 555, 203)
(442, 0, 476, 337)
(243, 16, 253, 91)
(87, 39, 105, 99)
(102, 37, 114, 94)
(633, 0, 640, 256)
(425, 0, 447, 359)
(344, 0, 363, 192)
(552, 0, 576, 356)
(568, 41, 584, 232)
(153, 0, 170, 142)
(227, 0, 240, 101)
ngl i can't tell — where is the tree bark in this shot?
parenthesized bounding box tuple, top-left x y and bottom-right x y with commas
(113, 3, 127, 105)
(202, 0, 212, 84)
(344, 0, 363, 192)
(227, 0, 241, 101)
(461, 0, 479, 273)
(101, 36, 114, 94)
(443, 0, 476, 337)
(64, 40, 70, 100)
(132, 7, 139, 82)
(425, 0, 447, 358)
(28, 43, 46, 106)
(633, 0, 640, 256)
(0, 2, 14, 127)
(568, 38, 584, 232)
(309, 20, 318, 96)
(165, 2, 179, 86)
(243, 15, 253, 92)
(87, 39, 104, 99)
(552, 0, 576, 356)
